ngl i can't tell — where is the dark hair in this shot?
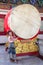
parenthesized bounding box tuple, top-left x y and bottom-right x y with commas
(7, 30, 12, 35)
(7, 30, 17, 37)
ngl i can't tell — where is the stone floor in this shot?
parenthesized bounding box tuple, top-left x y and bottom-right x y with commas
(0, 46, 43, 65)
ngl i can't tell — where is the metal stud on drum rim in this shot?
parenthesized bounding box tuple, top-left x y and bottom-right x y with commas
(4, 4, 41, 40)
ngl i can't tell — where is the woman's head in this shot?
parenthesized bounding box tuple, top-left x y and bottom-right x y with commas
(7, 30, 16, 37)
(7, 30, 13, 36)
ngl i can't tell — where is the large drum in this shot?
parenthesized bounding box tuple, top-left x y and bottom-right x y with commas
(4, 4, 41, 56)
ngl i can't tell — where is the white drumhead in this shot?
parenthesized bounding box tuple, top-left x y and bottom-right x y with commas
(8, 4, 41, 39)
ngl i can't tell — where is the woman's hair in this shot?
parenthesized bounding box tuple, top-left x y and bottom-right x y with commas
(7, 30, 16, 37)
(7, 30, 12, 35)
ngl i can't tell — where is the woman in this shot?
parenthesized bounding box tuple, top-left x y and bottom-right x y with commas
(7, 31, 17, 62)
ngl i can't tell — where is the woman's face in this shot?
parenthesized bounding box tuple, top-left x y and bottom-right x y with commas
(9, 32, 12, 36)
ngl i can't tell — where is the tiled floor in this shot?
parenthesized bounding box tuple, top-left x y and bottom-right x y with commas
(0, 46, 43, 65)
